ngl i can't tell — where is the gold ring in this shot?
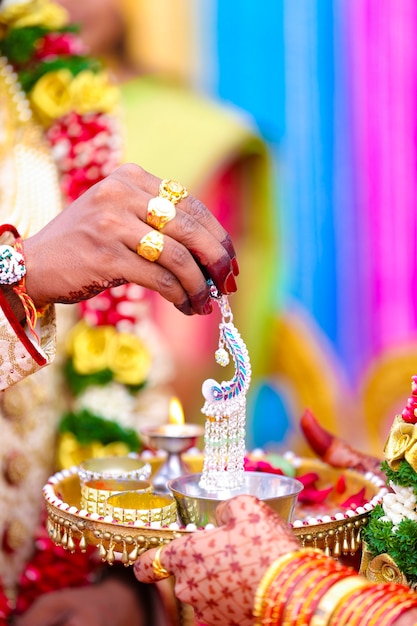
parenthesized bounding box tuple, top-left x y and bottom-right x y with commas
(146, 196, 176, 230)
(136, 230, 164, 262)
(159, 179, 188, 204)
(152, 545, 171, 580)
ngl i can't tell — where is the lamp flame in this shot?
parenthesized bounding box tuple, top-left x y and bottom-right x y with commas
(168, 397, 185, 426)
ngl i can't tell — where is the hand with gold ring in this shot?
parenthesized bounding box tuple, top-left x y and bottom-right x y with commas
(134, 495, 300, 626)
(23, 164, 239, 316)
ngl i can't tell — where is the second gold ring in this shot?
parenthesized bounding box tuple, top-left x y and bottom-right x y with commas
(137, 230, 164, 262)
(146, 196, 176, 231)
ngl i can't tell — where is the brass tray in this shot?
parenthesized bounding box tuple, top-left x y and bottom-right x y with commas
(43, 455, 387, 565)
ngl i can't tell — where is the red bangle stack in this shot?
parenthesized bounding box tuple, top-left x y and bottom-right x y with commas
(253, 548, 417, 626)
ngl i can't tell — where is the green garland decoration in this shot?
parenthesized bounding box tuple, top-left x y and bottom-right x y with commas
(362, 504, 417, 583)
(64, 360, 147, 397)
(0, 23, 101, 92)
(0, 25, 51, 63)
(382, 459, 417, 493)
(19, 55, 100, 92)
(64, 360, 113, 396)
(59, 409, 141, 451)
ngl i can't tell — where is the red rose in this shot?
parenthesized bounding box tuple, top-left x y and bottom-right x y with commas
(35, 33, 86, 60)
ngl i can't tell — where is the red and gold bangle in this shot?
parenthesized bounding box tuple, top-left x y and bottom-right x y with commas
(263, 556, 325, 623)
(371, 594, 417, 626)
(260, 554, 320, 623)
(330, 583, 389, 625)
(285, 569, 355, 625)
(309, 575, 371, 626)
(358, 588, 417, 626)
(253, 551, 300, 624)
(270, 550, 342, 622)
(276, 555, 346, 625)
(334, 583, 410, 626)
(253, 549, 323, 625)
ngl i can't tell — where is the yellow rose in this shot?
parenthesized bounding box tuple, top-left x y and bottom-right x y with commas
(57, 433, 130, 470)
(68, 321, 117, 376)
(384, 415, 417, 470)
(29, 69, 72, 126)
(70, 70, 119, 115)
(0, 0, 68, 30)
(108, 332, 151, 386)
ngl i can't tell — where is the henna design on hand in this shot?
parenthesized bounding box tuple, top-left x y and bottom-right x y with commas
(54, 279, 126, 304)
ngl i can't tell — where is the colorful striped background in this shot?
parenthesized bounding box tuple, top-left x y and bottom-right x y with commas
(136, 0, 417, 455)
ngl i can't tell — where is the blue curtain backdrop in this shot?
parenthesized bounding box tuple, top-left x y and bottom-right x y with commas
(202, 0, 417, 455)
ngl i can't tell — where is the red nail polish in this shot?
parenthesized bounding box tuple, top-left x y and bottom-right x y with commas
(203, 300, 213, 315)
(224, 272, 237, 293)
(231, 257, 240, 276)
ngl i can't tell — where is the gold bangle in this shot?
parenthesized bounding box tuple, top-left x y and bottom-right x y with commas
(253, 549, 321, 625)
(105, 491, 177, 525)
(310, 576, 370, 626)
(80, 478, 153, 516)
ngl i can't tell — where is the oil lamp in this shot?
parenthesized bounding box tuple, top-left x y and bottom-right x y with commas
(140, 397, 204, 494)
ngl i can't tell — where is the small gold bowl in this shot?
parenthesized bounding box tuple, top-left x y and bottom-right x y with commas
(78, 456, 151, 485)
(81, 478, 153, 516)
(105, 492, 177, 525)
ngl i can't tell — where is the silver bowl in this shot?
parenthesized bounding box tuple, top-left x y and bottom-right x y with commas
(168, 471, 304, 527)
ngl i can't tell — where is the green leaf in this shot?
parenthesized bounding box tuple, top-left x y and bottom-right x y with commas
(64, 360, 114, 396)
(19, 55, 101, 92)
(59, 409, 141, 451)
(0, 26, 49, 64)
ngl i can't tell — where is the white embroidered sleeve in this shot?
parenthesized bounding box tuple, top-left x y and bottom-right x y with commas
(0, 304, 56, 390)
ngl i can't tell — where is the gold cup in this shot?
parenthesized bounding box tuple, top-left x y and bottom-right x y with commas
(80, 478, 153, 516)
(105, 491, 177, 525)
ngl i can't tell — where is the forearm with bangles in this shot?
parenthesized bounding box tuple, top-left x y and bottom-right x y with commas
(253, 549, 417, 626)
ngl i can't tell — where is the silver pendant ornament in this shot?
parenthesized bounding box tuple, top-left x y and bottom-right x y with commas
(199, 282, 251, 492)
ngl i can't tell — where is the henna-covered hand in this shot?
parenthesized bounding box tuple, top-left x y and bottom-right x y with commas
(300, 409, 385, 481)
(134, 495, 300, 626)
(23, 164, 238, 315)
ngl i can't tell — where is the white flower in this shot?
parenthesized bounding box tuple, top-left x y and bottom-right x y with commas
(75, 382, 135, 427)
(381, 482, 417, 529)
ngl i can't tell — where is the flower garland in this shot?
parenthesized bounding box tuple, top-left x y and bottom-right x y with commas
(0, 0, 121, 203)
(0, 0, 155, 460)
(0, 0, 157, 617)
(58, 285, 155, 467)
(362, 375, 417, 586)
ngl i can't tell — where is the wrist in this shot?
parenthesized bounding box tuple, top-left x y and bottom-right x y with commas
(21, 236, 49, 310)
